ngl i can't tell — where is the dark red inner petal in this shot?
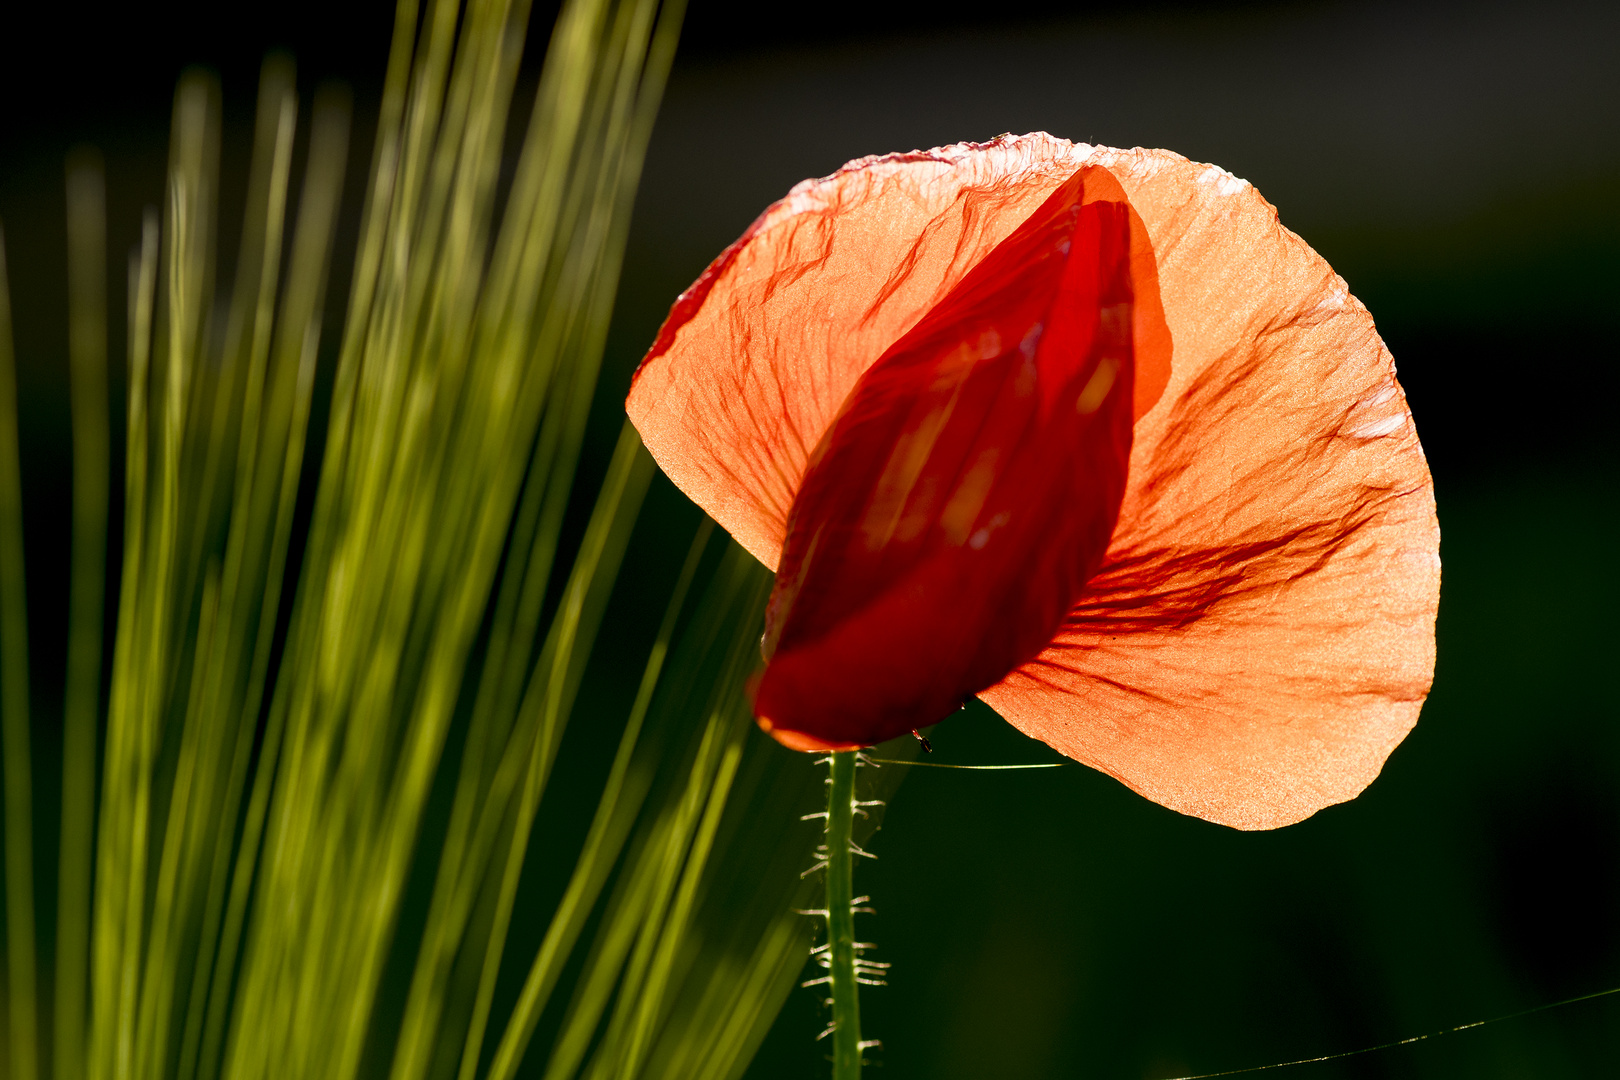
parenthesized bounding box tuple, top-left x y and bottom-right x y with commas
(755, 172, 1137, 750)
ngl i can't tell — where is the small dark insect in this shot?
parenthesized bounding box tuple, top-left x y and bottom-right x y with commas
(911, 729, 933, 753)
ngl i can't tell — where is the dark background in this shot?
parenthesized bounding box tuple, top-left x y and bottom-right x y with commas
(2, 1, 1617, 1078)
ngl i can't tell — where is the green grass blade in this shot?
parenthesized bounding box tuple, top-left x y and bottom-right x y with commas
(451, 422, 654, 1080)
(93, 73, 221, 1080)
(31, 3, 863, 1079)
(580, 554, 769, 1080)
(203, 3, 684, 1079)
(174, 82, 350, 1080)
(496, 544, 769, 1080)
(133, 61, 298, 1080)
(462, 515, 711, 1080)
(603, 710, 748, 1080)
(0, 219, 40, 1080)
(538, 719, 730, 1080)
(59, 147, 111, 1080)
(638, 691, 919, 1080)
(92, 207, 158, 1080)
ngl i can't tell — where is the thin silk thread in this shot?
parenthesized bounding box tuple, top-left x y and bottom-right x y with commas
(1160, 984, 1620, 1079)
(864, 758, 1061, 770)
(868, 758, 1617, 1077)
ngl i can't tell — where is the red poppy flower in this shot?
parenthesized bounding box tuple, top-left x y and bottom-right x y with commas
(627, 133, 1439, 829)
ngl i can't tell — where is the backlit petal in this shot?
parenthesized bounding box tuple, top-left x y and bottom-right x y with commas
(756, 172, 1135, 749)
(628, 134, 1439, 830)
(628, 135, 1168, 570)
(979, 148, 1439, 831)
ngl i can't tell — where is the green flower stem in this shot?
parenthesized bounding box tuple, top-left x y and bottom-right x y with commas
(826, 750, 862, 1080)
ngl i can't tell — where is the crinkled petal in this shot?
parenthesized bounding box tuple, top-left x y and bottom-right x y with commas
(628, 134, 1439, 831)
(628, 134, 1169, 570)
(976, 147, 1439, 830)
(756, 172, 1136, 750)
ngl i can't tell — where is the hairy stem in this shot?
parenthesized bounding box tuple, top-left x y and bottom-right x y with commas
(826, 750, 861, 1079)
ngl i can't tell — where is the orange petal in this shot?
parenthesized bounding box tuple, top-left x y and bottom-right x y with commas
(979, 148, 1439, 830)
(628, 135, 1169, 572)
(628, 134, 1438, 831)
(756, 173, 1136, 748)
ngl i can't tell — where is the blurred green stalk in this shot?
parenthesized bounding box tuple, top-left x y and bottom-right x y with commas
(0, 2, 853, 1078)
(58, 149, 111, 1080)
(0, 223, 40, 1080)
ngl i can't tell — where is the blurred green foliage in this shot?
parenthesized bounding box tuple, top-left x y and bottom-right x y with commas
(0, 1, 884, 1078)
